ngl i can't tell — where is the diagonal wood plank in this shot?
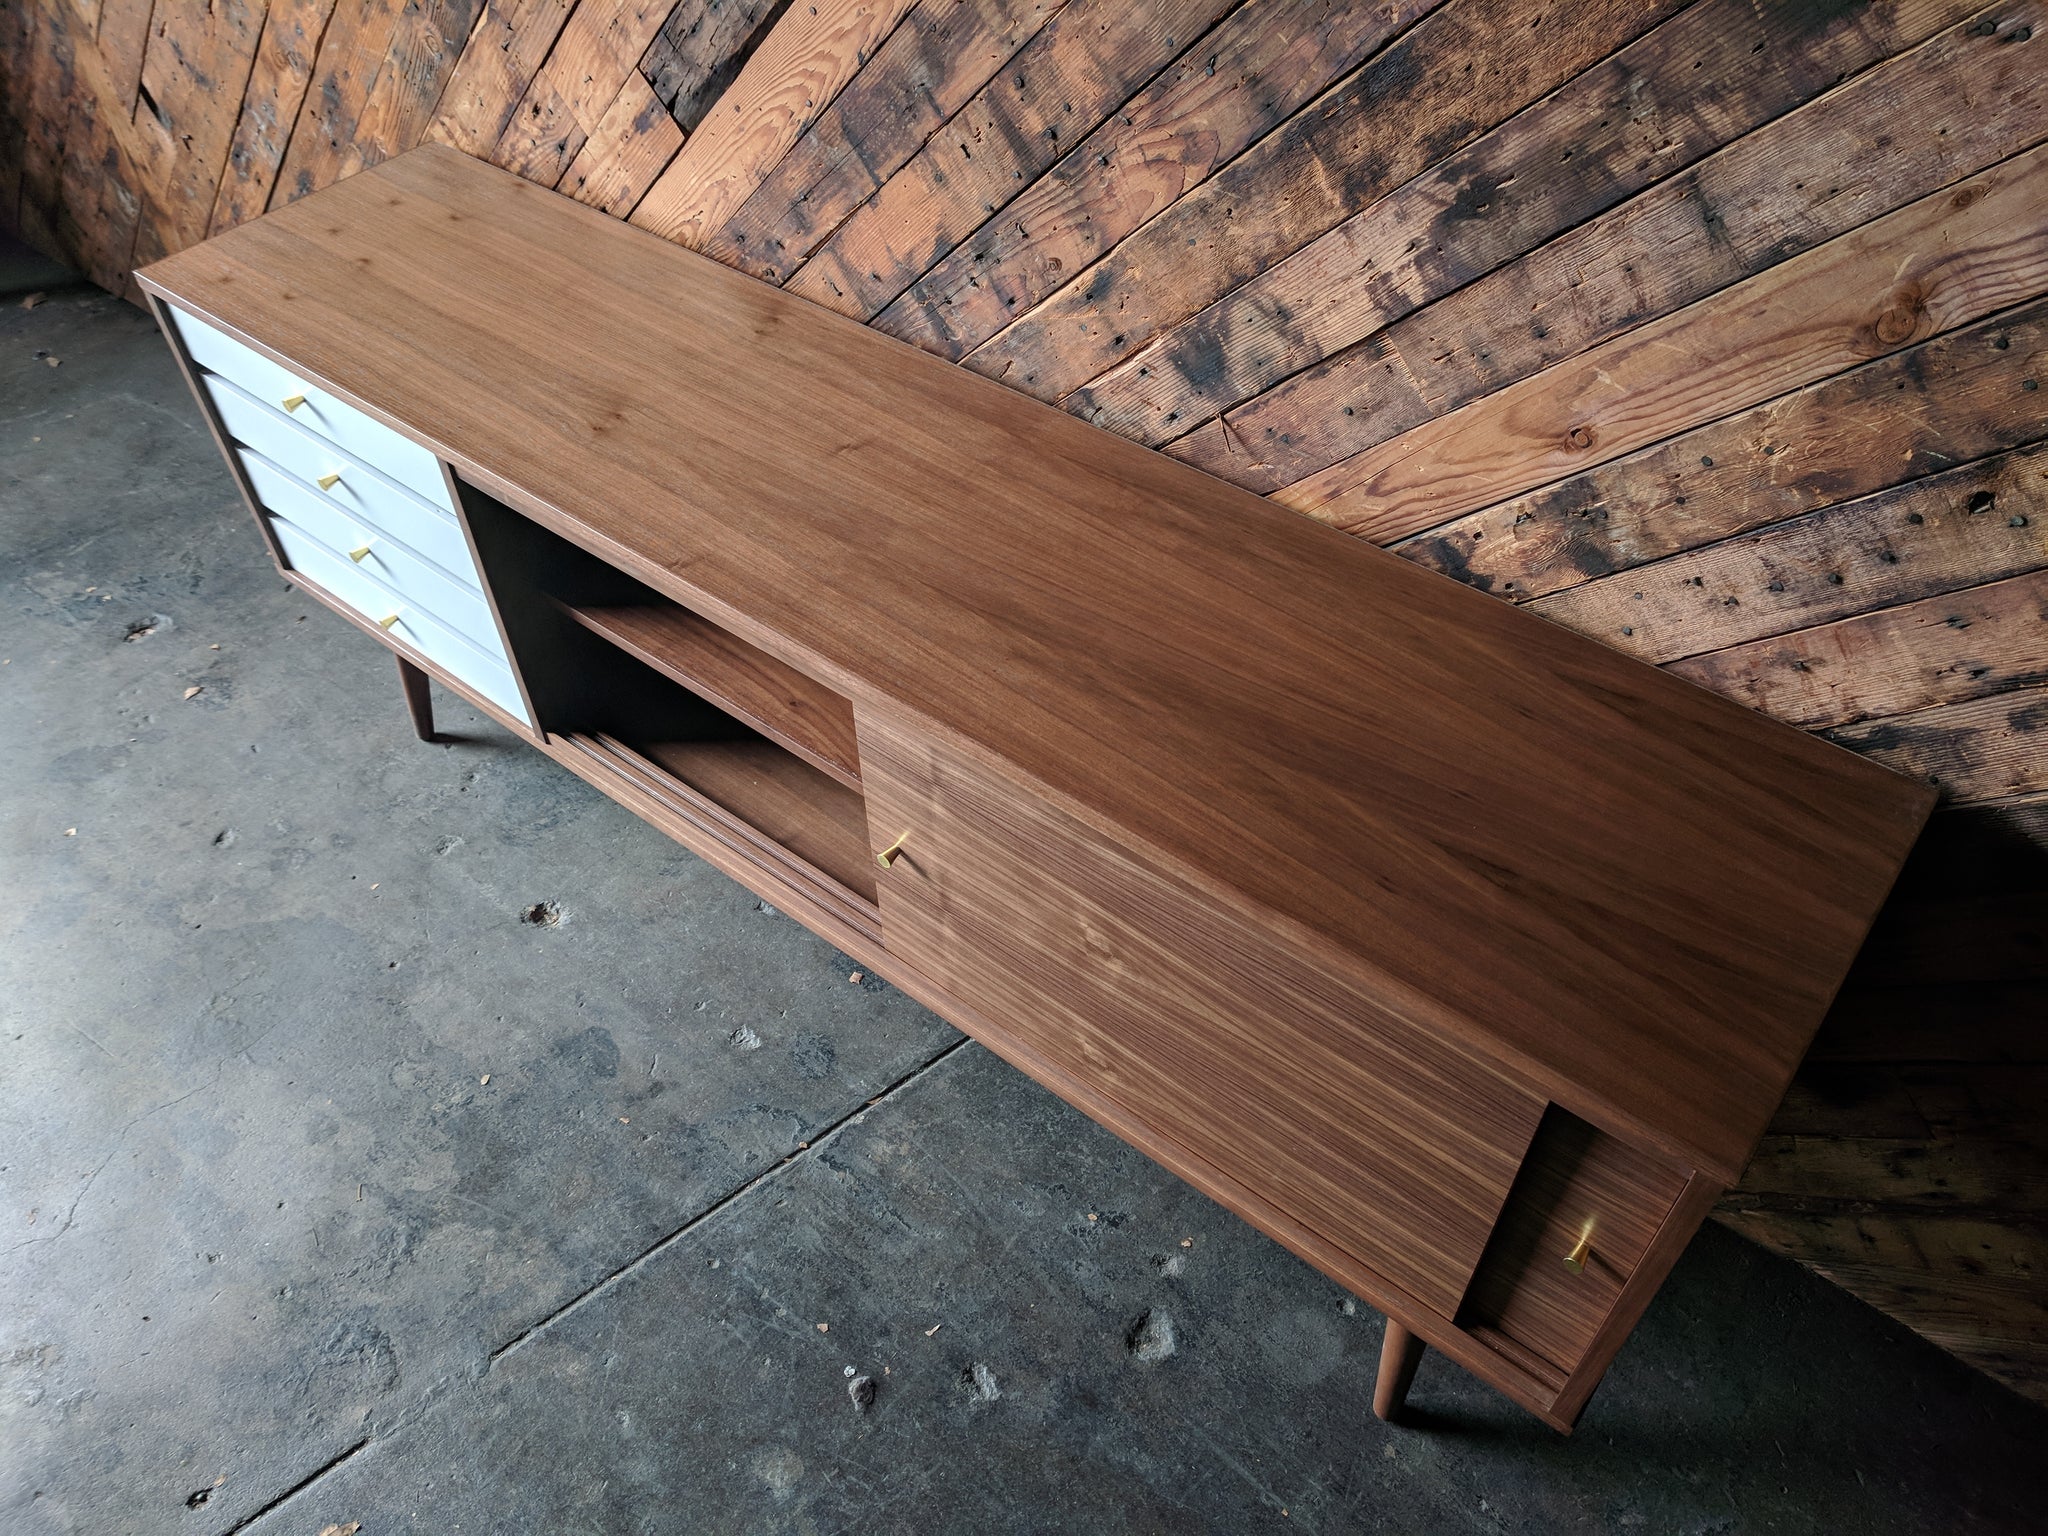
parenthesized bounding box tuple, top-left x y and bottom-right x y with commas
(779, 0, 1238, 317)
(1232, 1, 2048, 486)
(630, 0, 919, 249)
(1667, 569, 2048, 733)
(425, 0, 574, 155)
(963, 0, 1679, 407)
(273, 0, 411, 206)
(639, 0, 791, 136)
(55, 50, 145, 291)
(1716, 1203, 2048, 1406)
(0, 4, 30, 220)
(130, 0, 266, 259)
(12, 2, 76, 255)
(873, 0, 1449, 361)
(558, 68, 685, 213)
(93, 0, 154, 112)
(1745, 1064, 2048, 1204)
(1398, 300, 2048, 605)
(490, 0, 671, 186)
(1276, 142, 2048, 543)
(209, 0, 339, 236)
(700, 0, 1069, 281)
(37, 0, 172, 278)
(1128, 0, 2011, 461)
(338, 0, 483, 178)
(1530, 443, 2048, 666)
(1829, 683, 2048, 802)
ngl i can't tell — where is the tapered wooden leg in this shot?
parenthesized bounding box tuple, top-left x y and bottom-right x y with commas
(1374, 1318, 1426, 1422)
(396, 655, 437, 742)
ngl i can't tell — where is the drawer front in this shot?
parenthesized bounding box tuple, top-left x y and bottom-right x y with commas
(204, 376, 478, 581)
(1455, 1108, 1689, 1380)
(269, 516, 528, 723)
(168, 305, 453, 510)
(243, 452, 501, 655)
(862, 716, 1546, 1319)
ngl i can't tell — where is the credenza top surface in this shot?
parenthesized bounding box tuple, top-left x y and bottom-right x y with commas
(138, 145, 1932, 1182)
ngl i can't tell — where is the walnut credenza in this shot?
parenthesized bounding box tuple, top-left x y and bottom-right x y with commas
(138, 145, 1932, 1432)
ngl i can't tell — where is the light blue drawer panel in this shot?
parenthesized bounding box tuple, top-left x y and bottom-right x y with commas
(269, 517, 529, 724)
(169, 305, 453, 511)
(244, 452, 501, 656)
(205, 375, 479, 584)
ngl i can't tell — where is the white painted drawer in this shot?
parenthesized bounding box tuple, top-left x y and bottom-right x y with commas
(204, 375, 480, 583)
(168, 305, 453, 511)
(269, 516, 529, 723)
(244, 452, 502, 656)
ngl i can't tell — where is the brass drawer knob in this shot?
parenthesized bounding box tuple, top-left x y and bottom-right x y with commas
(348, 543, 373, 563)
(875, 831, 910, 869)
(377, 612, 402, 630)
(317, 471, 343, 491)
(1563, 1227, 1593, 1275)
(281, 393, 307, 412)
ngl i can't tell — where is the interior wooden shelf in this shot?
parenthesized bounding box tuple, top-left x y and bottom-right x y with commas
(618, 735, 877, 905)
(554, 597, 862, 789)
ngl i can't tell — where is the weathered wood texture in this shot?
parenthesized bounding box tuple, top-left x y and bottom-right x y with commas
(10, 0, 2045, 1403)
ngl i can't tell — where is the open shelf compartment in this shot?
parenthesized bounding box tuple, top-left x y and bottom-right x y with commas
(576, 725, 877, 906)
(455, 480, 877, 910)
(551, 596, 861, 789)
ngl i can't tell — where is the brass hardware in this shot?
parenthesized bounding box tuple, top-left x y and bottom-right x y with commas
(348, 544, 373, 563)
(875, 831, 911, 869)
(317, 472, 343, 491)
(281, 394, 307, 412)
(377, 612, 402, 630)
(1563, 1226, 1593, 1275)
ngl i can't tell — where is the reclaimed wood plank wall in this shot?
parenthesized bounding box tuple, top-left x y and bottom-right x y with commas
(4, 0, 2043, 1404)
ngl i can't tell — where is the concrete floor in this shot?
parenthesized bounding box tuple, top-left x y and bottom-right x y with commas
(3, 272, 2045, 1536)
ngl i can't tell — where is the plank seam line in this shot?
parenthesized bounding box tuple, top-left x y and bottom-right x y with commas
(596, 0, 799, 205)
(485, 1031, 976, 1366)
(214, 1436, 372, 1536)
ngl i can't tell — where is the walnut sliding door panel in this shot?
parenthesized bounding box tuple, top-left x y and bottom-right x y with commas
(860, 712, 1548, 1321)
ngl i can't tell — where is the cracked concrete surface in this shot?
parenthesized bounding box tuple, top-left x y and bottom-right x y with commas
(3, 274, 2046, 1535)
